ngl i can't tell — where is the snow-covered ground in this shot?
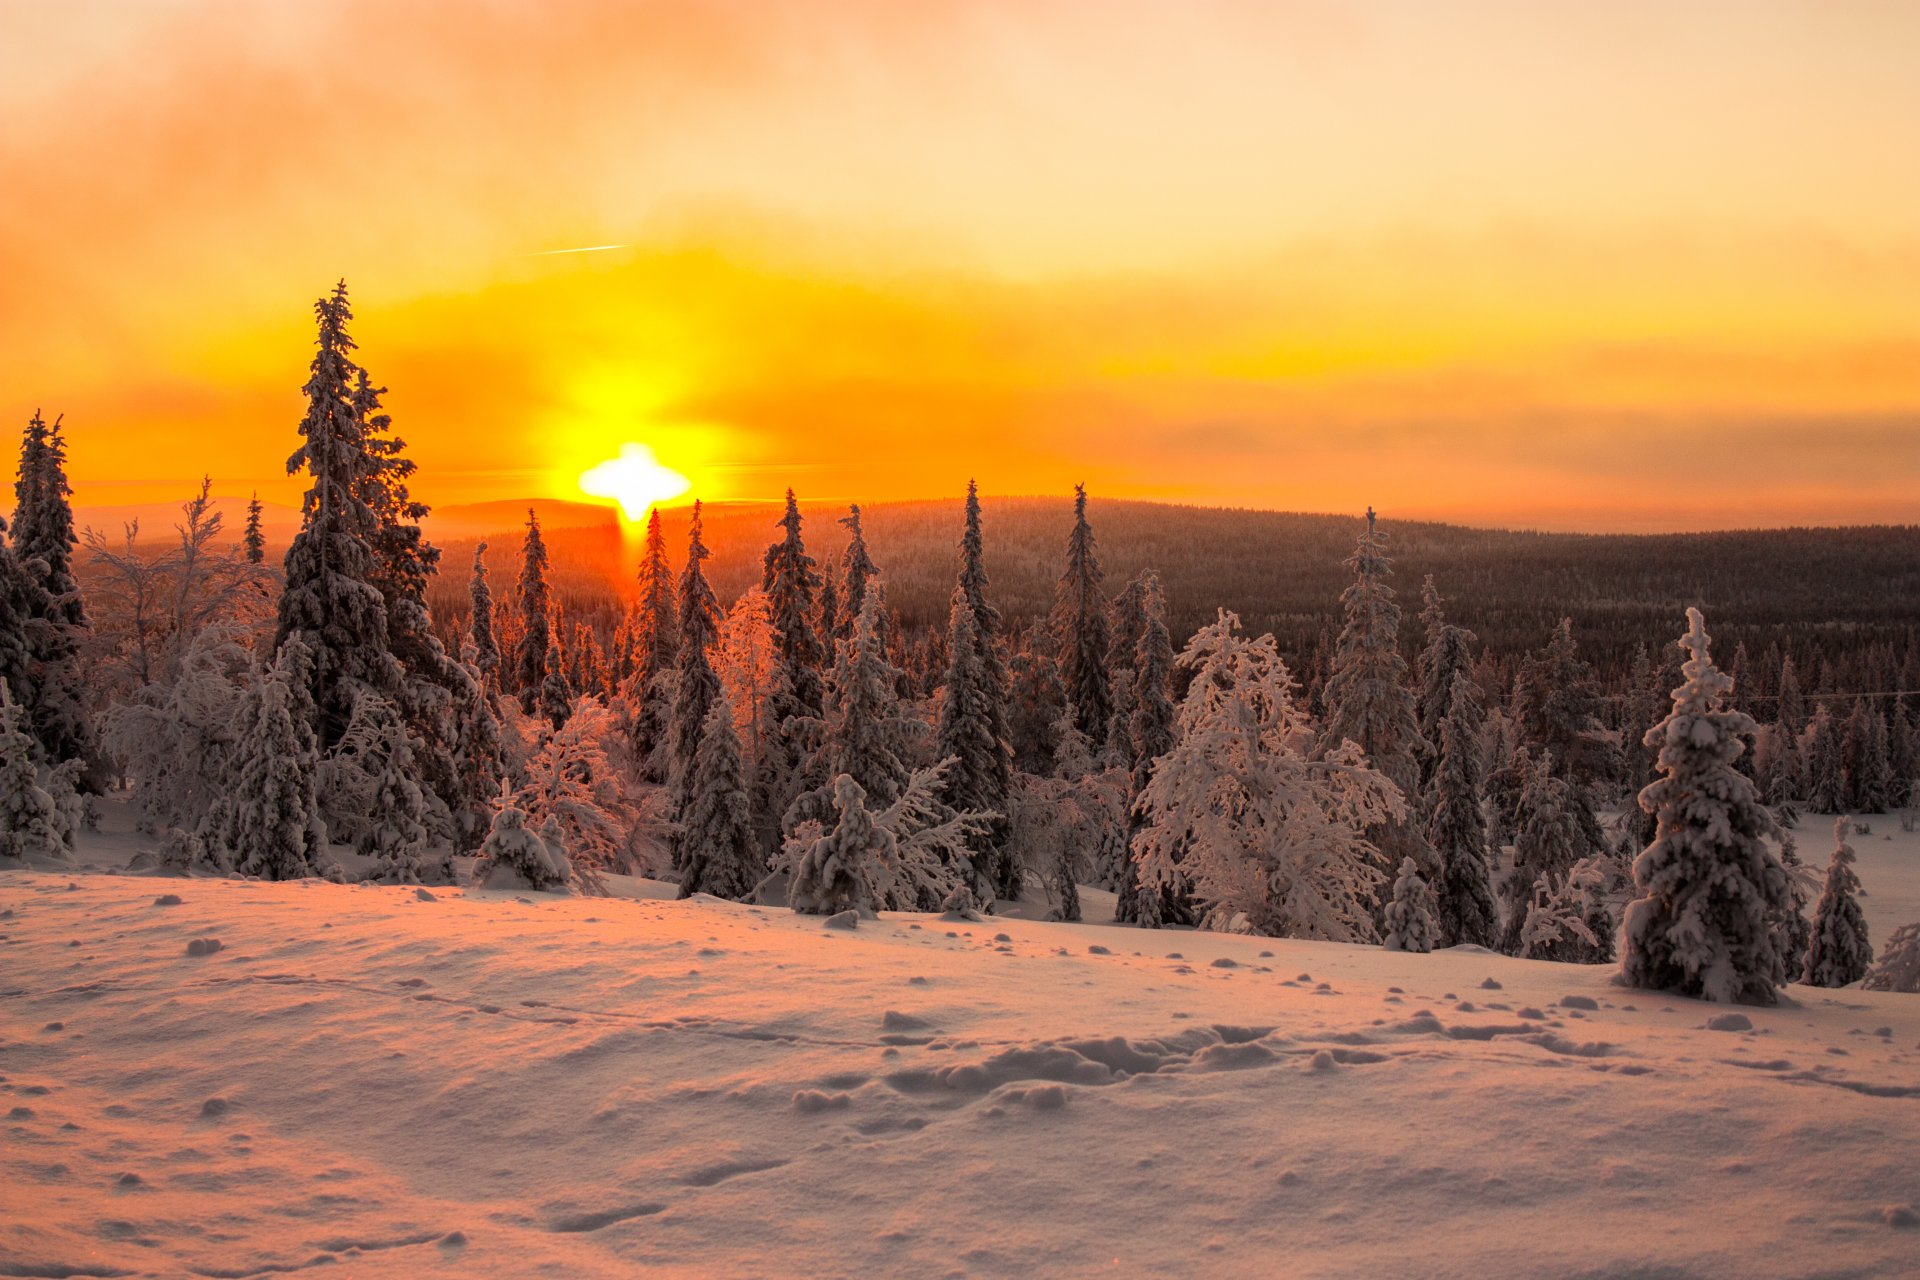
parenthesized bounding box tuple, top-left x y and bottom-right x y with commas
(3, 804, 1918, 1279)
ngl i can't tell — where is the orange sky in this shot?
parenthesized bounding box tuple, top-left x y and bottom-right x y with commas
(3, 0, 1918, 532)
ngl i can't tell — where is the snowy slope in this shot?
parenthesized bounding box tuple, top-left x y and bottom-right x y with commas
(3, 818, 1918, 1279)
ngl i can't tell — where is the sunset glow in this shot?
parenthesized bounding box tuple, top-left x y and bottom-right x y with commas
(3, 1, 1918, 529)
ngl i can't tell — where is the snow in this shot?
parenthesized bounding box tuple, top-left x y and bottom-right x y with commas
(3, 797, 1918, 1279)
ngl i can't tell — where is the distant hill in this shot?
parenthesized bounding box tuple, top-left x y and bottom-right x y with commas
(426, 496, 1920, 674)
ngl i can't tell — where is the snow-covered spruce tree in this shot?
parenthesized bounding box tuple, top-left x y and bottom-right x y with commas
(1500, 752, 1589, 954)
(1802, 816, 1873, 988)
(1320, 508, 1431, 910)
(1383, 857, 1438, 953)
(955, 480, 1017, 897)
(1619, 608, 1792, 1005)
(243, 492, 266, 565)
(1057, 484, 1112, 747)
(668, 502, 724, 868)
(834, 503, 881, 645)
(760, 490, 827, 829)
(714, 586, 779, 827)
(1106, 572, 1153, 765)
(339, 692, 438, 884)
(537, 629, 574, 730)
(472, 784, 572, 892)
(1804, 703, 1846, 813)
(1862, 921, 1920, 993)
(1769, 828, 1815, 971)
(935, 585, 1013, 898)
(1007, 641, 1068, 776)
(0, 687, 67, 863)
(467, 542, 500, 689)
(512, 509, 554, 715)
(786, 583, 915, 838)
(789, 773, 894, 916)
(274, 283, 403, 750)
(1117, 571, 1189, 925)
(678, 688, 763, 900)
(1427, 670, 1501, 948)
(1132, 610, 1404, 941)
(1843, 699, 1894, 813)
(231, 640, 325, 882)
(10, 410, 97, 773)
(625, 506, 679, 781)
(1513, 618, 1616, 785)
(1415, 577, 1478, 794)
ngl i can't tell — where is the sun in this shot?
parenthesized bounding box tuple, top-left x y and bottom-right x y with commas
(578, 443, 692, 522)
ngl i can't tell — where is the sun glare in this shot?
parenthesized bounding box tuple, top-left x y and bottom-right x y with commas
(578, 442, 692, 522)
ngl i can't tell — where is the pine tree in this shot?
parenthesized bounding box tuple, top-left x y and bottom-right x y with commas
(1802, 816, 1873, 987)
(231, 640, 324, 881)
(274, 282, 402, 749)
(761, 490, 827, 828)
(1382, 858, 1438, 953)
(935, 585, 1012, 898)
(466, 542, 500, 688)
(678, 688, 763, 900)
(243, 492, 266, 564)
(512, 509, 553, 715)
(834, 503, 881, 644)
(1619, 609, 1792, 1005)
(1132, 611, 1403, 941)
(789, 774, 893, 916)
(628, 506, 679, 780)
(0, 687, 65, 862)
(1058, 484, 1112, 745)
(1321, 508, 1430, 908)
(1427, 671, 1500, 948)
(668, 501, 724, 869)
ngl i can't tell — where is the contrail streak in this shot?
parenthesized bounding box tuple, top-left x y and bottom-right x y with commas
(527, 243, 631, 257)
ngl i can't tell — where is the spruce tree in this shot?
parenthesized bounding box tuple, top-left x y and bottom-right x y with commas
(0, 687, 65, 862)
(955, 482, 1017, 897)
(1805, 703, 1847, 812)
(1106, 572, 1153, 763)
(834, 503, 880, 644)
(1383, 858, 1439, 953)
(678, 688, 763, 901)
(1321, 508, 1428, 907)
(1427, 670, 1500, 948)
(1501, 752, 1587, 955)
(1117, 571, 1187, 925)
(274, 282, 402, 749)
(473, 787, 572, 892)
(1770, 829, 1814, 969)
(789, 774, 893, 916)
(1619, 609, 1792, 1005)
(513, 509, 553, 715)
(628, 506, 678, 780)
(350, 692, 437, 884)
(761, 490, 827, 826)
(243, 492, 266, 564)
(1802, 816, 1873, 987)
(1862, 922, 1920, 993)
(231, 641, 324, 881)
(10, 410, 96, 772)
(466, 542, 500, 688)
(668, 501, 724, 870)
(935, 585, 1012, 898)
(1415, 576, 1477, 793)
(1057, 484, 1112, 745)
(1843, 699, 1894, 813)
